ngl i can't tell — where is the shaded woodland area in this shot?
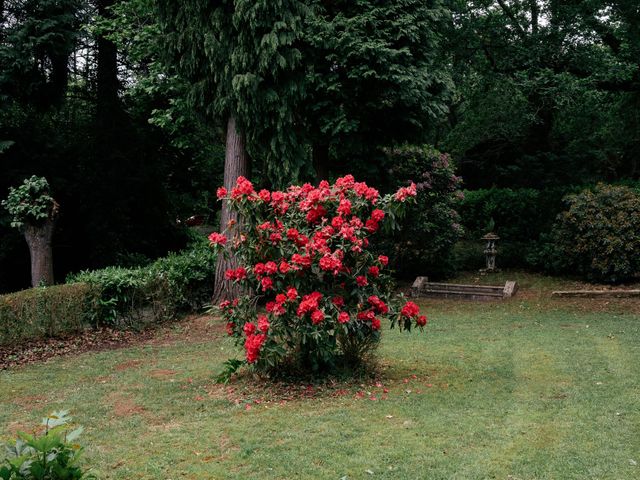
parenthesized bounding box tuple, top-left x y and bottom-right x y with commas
(1, 0, 639, 293)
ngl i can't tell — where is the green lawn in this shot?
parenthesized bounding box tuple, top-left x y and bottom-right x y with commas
(2, 272, 640, 479)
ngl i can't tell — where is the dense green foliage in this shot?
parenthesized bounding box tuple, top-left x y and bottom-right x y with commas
(302, 0, 451, 178)
(1, 176, 56, 229)
(376, 146, 463, 278)
(456, 187, 571, 269)
(68, 243, 217, 327)
(444, 0, 640, 188)
(540, 184, 640, 283)
(2, 0, 640, 290)
(157, 0, 309, 183)
(0, 411, 95, 480)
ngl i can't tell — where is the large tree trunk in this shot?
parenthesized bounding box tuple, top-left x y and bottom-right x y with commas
(23, 219, 56, 287)
(96, 0, 121, 130)
(211, 116, 250, 304)
(312, 143, 329, 183)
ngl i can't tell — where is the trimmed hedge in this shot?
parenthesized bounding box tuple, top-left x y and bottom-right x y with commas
(0, 244, 217, 345)
(0, 283, 96, 345)
(68, 244, 217, 327)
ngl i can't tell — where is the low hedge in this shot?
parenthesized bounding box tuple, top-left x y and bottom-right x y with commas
(0, 244, 217, 345)
(68, 244, 217, 328)
(0, 283, 96, 346)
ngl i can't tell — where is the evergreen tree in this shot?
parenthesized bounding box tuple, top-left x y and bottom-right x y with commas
(157, 0, 309, 301)
(303, 0, 452, 181)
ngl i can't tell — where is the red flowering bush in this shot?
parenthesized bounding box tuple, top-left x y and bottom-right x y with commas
(211, 175, 427, 376)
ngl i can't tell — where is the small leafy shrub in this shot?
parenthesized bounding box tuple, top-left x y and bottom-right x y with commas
(1, 176, 56, 229)
(212, 175, 427, 377)
(68, 243, 217, 327)
(540, 184, 640, 283)
(0, 410, 95, 480)
(379, 146, 463, 278)
(0, 284, 96, 346)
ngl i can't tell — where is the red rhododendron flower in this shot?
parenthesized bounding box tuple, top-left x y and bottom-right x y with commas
(378, 255, 389, 266)
(258, 314, 270, 332)
(368, 266, 380, 277)
(275, 293, 287, 304)
(264, 261, 278, 275)
(216, 187, 228, 199)
(266, 301, 285, 316)
(286, 287, 298, 300)
(371, 318, 381, 330)
(394, 182, 417, 202)
(356, 276, 368, 287)
(208, 232, 227, 245)
(311, 309, 325, 325)
(226, 322, 235, 336)
(337, 199, 351, 216)
(365, 219, 379, 233)
(286, 228, 299, 241)
(243, 322, 256, 335)
(401, 301, 420, 318)
(338, 312, 350, 324)
(258, 189, 271, 202)
(332, 296, 345, 308)
(416, 315, 428, 326)
(357, 310, 375, 321)
(244, 333, 266, 363)
(371, 209, 385, 222)
(270, 232, 282, 244)
(261, 277, 274, 291)
(297, 292, 323, 317)
(279, 260, 290, 274)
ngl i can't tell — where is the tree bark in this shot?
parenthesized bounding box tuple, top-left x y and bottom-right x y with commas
(96, 0, 121, 129)
(312, 143, 329, 183)
(212, 116, 251, 304)
(23, 212, 57, 287)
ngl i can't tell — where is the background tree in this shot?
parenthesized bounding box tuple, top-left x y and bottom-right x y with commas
(302, 0, 452, 182)
(2, 176, 59, 286)
(442, 0, 640, 188)
(157, 0, 310, 302)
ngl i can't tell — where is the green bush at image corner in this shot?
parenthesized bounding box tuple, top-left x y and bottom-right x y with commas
(0, 411, 96, 480)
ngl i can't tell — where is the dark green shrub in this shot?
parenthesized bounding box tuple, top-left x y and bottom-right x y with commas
(0, 410, 95, 480)
(0, 284, 95, 346)
(377, 145, 463, 278)
(456, 187, 572, 269)
(539, 184, 640, 283)
(67, 243, 217, 327)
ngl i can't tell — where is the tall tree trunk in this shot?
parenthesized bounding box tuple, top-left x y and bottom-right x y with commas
(212, 116, 250, 304)
(312, 143, 329, 183)
(96, 0, 121, 129)
(23, 209, 58, 287)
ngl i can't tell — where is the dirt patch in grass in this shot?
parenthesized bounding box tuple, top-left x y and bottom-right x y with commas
(10, 394, 49, 411)
(114, 359, 145, 371)
(149, 369, 177, 378)
(105, 392, 146, 418)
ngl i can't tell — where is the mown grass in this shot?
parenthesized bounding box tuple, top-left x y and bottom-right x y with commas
(1, 272, 640, 479)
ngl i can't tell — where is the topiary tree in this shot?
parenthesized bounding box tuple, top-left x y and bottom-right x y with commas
(543, 184, 640, 283)
(2, 176, 59, 286)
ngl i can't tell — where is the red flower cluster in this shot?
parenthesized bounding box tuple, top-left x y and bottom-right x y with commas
(208, 232, 227, 245)
(225, 267, 247, 281)
(212, 175, 426, 368)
